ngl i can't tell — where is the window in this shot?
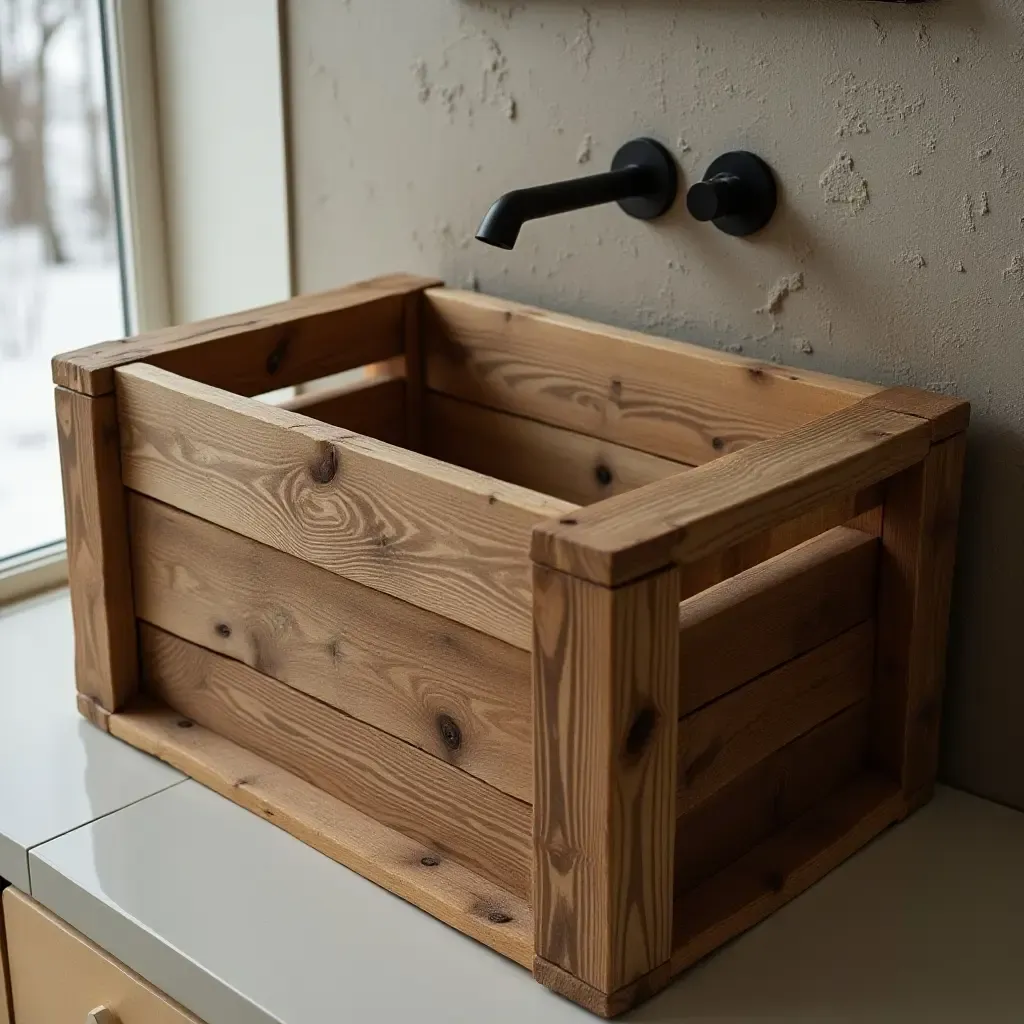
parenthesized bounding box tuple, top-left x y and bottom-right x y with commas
(0, 0, 126, 564)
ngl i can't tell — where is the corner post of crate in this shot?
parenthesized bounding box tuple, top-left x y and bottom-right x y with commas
(53, 383, 137, 720)
(401, 284, 437, 452)
(864, 388, 970, 813)
(531, 527, 680, 1017)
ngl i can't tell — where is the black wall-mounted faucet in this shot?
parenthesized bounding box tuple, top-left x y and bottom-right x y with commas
(476, 138, 677, 250)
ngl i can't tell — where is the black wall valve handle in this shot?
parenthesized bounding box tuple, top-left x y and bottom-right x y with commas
(686, 151, 778, 237)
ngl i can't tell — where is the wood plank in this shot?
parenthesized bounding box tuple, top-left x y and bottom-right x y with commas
(533, 564, 679, 993)
(424, 288, 880, 467)
(116, 363, 575, 650)
(55, 387, 137, 711)
(671, 774, 904, 976)
(279, 374, 406, 445)
(679, 527, 878, 713)
(140, 624, 532, 897)
(0, 882, 11, 1024)
(425, 393, 690, 506)
(532, 399, 931, 587)
(675, 702, 868, 890)
(107, 703, 532, 967)
(872, 434, 967, 808)
(677, 622, 875, 814)
(53, 273, 442, 396)
(861, 386, 970, 443)
(129, 494, 532, 802)
(404, 290, 427, 451)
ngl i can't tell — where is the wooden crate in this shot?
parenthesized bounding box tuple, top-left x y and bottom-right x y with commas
(54, 274, 969, 1017)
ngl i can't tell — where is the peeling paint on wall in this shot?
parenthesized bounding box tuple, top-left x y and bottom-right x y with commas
(757, 272, 804, 315)
(819, 153, 869, 213)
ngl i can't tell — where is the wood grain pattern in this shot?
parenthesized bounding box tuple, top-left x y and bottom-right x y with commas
(424, 288, 879, 466)
(116, 363, 574, 650)
(532, 399, 931, 587)
(140, 624, 532, 897)
(404, 290, 426, 450)
(0, 883, 11, 1024)
(280, 374, 406, 444)
(3, 889, 202, 1024)
(677, 622, 874, 814)
(861, 386, 970, 443)
(425, 392, 690, 506)
(671, 774, 905, 978)
(55, 387, 138, 711)
(679, 527, 878, 713)
(675, 702, 868, 890)
(872, 434, 967, 807)
(53, 273, 442, 396)
(107, 703, 532, 966)
(533, 564, 679, 993)
(129, 494, 532, 801)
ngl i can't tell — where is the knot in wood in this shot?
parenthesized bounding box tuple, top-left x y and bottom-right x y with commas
(265, 336, 290, 374)
(215, 622, 232, 638)
(711, 436, 725, 451)
(437, 714, 462, 752)
(594, 463, 613, 487)
(420, 854, 441, 867)
(487, 910, 513, 925)
(309, 442, 338, 484)
(624, 706, 659, 760)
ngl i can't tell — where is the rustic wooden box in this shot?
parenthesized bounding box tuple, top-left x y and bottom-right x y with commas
(54, 274, 968, 1017)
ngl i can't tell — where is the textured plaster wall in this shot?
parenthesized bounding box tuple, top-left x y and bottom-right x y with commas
(287, 0, 1024, 809)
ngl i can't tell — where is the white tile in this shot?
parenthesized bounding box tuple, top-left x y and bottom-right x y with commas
(30, 781, 1024, 1024)
(0, 591, 183, 889)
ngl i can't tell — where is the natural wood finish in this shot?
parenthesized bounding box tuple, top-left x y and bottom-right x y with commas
(0, 885, 11, 1024)
(679, 527, 878, 713)
(677, 623, 874, 814)
(533, 564, 679, 993)
(140, 625, 531, 897)
(3, 888, 202, 1024)
(872, 434, 967, 806)
(76, 693, 112, 732)
(671, 774, 904, 978)
(53, 273, 442, 396)
(87, 1009, 118, 1024)
(532, 399, 931, 587)
(107, 703, 532, 967)
(424, 288, 880, 466)
(675, 702, 868, 890)
(403, 291, 426, 451)
(279, 375, 406, 445)
(116, 363, 574, 650)
(861, 386, 970, 443)
(426, 393, 690, 506)
(129, 495, 531, 801)
(55, 387, 138, 712)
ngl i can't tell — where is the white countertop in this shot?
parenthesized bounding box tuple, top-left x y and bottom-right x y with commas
(5, 591, 1024, 1023)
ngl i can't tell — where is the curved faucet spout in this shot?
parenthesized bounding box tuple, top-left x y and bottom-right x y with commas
(475, 138, 678, 250)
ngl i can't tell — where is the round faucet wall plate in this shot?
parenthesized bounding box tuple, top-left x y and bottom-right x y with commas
(694, 151, 778, 237)
(612, 138, 678, 220)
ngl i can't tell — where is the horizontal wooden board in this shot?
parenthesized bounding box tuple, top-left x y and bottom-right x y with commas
(140, 625, 532, 897)
(860, 385, 970, 443)
(53, 273, 441, 396)
(532, 399, 930, 586)
(424, 288, 879, 467)
(679, 527, 878, 713)
(675, 702, 869, 890)
(129, 495, 532, 801)
(105, 703, 532, 966)
(671, 773, 905, 976)
(116, 364, 575, 650)
(280, 374, 406, 445)
(677, 622, 875, 814)
(425, 393, 689, 506)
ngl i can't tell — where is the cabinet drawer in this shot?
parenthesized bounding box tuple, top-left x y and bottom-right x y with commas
(3, 888, 202, 1024)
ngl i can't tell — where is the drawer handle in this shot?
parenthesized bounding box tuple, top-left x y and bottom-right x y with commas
(86, 1008, 120, 1024)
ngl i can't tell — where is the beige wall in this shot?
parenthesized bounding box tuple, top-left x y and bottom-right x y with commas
(287, 0, 1024, 809)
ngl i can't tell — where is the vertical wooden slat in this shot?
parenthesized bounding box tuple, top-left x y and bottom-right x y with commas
(403, 290, 426, 451)
(871, 434, 967, 809)
(533, 563, 679, 997)
(55, 386, 137, 711)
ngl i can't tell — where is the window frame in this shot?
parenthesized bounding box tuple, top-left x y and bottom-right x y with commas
(1, 0, 292, 606)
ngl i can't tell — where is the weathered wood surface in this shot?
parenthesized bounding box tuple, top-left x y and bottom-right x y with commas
(426, 392, 689, 506)
(532, 400, 930, 587)
(425, 288, 879, 467)
(116, 363, 574, 650)
(280, 374, 406, 445)
(55, 387, 137, 711)
(130, 494, 531, 801)
(140, 624, 532, 897)
(533, 564, 679, 993)
(107, 703, 532, 966)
